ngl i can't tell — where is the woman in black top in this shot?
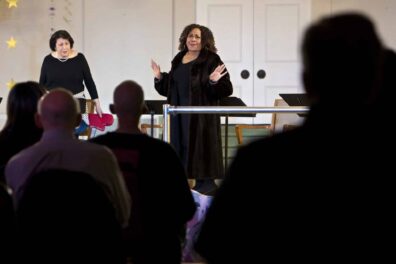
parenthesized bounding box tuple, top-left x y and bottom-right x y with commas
(39, 30, 102, 116)
(151, 24, 233, 193)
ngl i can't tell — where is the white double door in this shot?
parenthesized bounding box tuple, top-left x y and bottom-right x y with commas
(197, 0, 311, 124)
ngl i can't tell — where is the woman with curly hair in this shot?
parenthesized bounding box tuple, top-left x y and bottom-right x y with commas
(151, 24, 233, 193)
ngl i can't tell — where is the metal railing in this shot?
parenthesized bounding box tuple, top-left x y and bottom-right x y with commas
(162, 104, 309, 143)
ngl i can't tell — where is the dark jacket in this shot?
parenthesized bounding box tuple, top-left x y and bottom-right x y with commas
(195, 105, 392, 263)
(155, 49, 233, 179)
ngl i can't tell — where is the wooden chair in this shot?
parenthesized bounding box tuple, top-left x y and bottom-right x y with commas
(234, 99, 305, 145)
(270, 98, 304, 134)
(140, 123, 162, 134)
(79, 99, 95, 140)
(234, 124, 271, 145)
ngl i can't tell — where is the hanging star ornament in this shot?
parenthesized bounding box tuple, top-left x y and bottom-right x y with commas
(6, 37, 17, 48)
(6, 79, 16, 90)
(7, 0, 18, 8)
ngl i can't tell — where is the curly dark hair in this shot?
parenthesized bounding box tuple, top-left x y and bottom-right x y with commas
(178, 24, 217, 53)
(49, 30, 74, 51)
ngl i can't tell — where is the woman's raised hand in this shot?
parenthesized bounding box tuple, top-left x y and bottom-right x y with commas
(151, 59, 162, 80)
(209, 64, 228, 83)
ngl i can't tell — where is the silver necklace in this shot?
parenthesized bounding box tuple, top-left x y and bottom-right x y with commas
(58, 57, 69, 62)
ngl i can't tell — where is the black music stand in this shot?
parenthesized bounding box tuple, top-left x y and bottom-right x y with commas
(0, 97, 2, 104)
(219, 96, 253, 168)
(279, 93, 309, 117)
(144, 100, 167, 136)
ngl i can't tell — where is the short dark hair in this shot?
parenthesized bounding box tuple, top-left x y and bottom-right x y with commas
(178, 24, 217, 53)
(302, 13, 383, 105)
(49, 30, 74, 51)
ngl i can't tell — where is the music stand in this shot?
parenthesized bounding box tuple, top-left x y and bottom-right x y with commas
(144, 100, 167, 136)
(279, 93, 309, 117)
(219, 97, 253, 169)
(0, 97, 2, 104)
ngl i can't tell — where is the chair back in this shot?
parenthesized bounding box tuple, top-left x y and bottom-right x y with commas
(16, 169, 124, 263)
(270, 99, 305, 133)
(140, 123, 162, 136)
(0, 183, 16, 262)
(79, 99, 95, 139)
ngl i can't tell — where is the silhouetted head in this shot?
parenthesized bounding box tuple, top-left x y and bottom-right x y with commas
(110, 80, 145, 120)
(3, 81, 46, 132)
(178, 24, 217, 53)
(49, 30, 74, 51)
(36, 88, 81, 130)
(302, 13, 383, 106)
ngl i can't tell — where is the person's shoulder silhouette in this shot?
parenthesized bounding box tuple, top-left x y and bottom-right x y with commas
(196, 13, 388, 263)
(17, 169, 124, 263)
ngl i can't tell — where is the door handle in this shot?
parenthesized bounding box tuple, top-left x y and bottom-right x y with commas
(241, 70, 250, 79)
(257, 69, 266, 79)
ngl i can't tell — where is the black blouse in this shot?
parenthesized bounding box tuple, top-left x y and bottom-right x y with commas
(39, 53, 98, 99)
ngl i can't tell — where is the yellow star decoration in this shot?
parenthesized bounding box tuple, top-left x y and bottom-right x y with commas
(7, 0, 18, 8)
(6, 37, 17, 48)
(6, 79, 16, 90)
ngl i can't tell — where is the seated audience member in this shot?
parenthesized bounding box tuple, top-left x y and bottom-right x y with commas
(196, 13, 390, 263)
(91, 80, 196, 264)
(5, 88, 130, 228)
(0, 81, 46, 183)
(0, 182, 15, 263)
(16, 169, 124, 263)
(377, 48, 396, 119)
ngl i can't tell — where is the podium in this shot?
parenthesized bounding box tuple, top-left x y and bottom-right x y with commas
(219, 96, 252, 168)
(144, 100, 167, 136)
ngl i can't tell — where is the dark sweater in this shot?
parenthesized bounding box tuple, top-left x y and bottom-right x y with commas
(39, 53, 98, 99)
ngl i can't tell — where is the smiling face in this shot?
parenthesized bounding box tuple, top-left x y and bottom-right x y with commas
(55, 38, 71, 58)
(186, 28, 202, 52)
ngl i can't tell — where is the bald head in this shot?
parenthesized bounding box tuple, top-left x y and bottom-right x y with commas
(37, 88, 80, 130)
(112, 80, 145, 118)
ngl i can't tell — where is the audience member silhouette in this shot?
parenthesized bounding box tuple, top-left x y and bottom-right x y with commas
(377, 48, 396, 116)
(5, 88, 130, 227)
(0, 182, 15, 263)
(196, 13, 391, 263)
(16, 169, 124, 263)
(0, 81, 46, 183)
(91, 80, 196, 264)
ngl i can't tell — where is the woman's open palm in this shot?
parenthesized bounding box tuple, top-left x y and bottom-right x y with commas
(209, 64, 228, 83)
(151, 59, 162, 80)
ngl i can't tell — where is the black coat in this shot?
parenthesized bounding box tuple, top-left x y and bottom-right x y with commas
(155, 49, 233, 179)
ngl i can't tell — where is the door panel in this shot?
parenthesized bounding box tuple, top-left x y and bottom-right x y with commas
(197, 0, 310, 124)
(197, 0, 254, 124)
(254, 0, 310, 123)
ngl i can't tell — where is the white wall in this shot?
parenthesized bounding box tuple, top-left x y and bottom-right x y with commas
(0, 0, 85, 115)
(83, 0, 174, 107)
(0, 0, 195, 122)
(1, 0, 396, 127)
(312, 0, 396, 49)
